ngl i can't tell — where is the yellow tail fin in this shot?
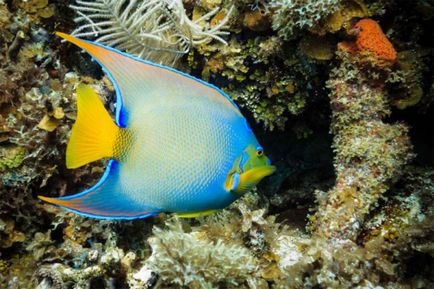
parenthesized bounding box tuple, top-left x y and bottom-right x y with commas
(66, 84, 119, 169)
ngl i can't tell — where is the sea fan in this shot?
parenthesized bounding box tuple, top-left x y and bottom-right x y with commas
(70, 0, 232, 65)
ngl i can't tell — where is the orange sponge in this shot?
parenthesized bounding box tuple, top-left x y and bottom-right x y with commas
(339, 19, 397, 63)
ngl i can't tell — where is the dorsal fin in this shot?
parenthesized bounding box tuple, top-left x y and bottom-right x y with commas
(56, 32, 241, 127)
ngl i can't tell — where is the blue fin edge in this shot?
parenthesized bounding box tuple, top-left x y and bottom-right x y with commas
(77, 38, 241, 128)
(58, 206, 159, 220)
(54, 160, 159, 220)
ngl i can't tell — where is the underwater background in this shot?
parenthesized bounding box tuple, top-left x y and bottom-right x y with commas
(0, 0, 433, 288)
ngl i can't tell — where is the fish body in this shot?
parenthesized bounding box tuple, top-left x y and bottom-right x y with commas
(38, 33, 275, 219)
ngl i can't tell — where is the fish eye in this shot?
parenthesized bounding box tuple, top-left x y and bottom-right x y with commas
(256, 146, 264, 157)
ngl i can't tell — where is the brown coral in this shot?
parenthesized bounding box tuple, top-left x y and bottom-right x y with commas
(0, 218, 25, 248)
(310, 0, 370, 35)
(243, 9, 270, 32)
(339, 19, 397, 64)
(299, 34, 335, 60)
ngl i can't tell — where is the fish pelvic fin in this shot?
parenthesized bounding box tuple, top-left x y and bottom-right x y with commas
(66, 83, 120, 169)
(175, 209, 219, 218)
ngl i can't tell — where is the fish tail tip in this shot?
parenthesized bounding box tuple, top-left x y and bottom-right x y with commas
(38, 195, 56, 204)
(38, 195, 67, 207)
(55, 32, 75, 42)
(55, 31, 67, 38)
(38, 195, 50, 202)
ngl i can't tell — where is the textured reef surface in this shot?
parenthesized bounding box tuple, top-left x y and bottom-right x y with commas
(0, 0, 433, 288)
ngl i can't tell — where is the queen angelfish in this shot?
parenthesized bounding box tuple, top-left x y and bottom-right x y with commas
(38, 32, 276, 220)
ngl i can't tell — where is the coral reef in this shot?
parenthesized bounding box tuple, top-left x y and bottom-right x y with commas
(0, 0, 433, 289)
(188, 0, 370, 130)
(272, 166, 434, 289)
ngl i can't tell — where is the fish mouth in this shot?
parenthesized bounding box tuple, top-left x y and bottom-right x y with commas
(234, 165, 276, 193)
(243, 165, 277, 184)
(232, 165, 277, 194)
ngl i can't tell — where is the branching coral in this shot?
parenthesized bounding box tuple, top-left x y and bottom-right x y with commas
(70, 0, 232, 65)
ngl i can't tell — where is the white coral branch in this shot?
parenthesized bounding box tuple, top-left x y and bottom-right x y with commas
(70, 0, 232, 65)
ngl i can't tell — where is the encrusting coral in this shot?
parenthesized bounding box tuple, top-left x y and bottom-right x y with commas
(312, 18, 413, 240)
(270, 0, 343, 39)
(15, 0, 55, 21)
(388, 49, 430, 110)
(0, 218, 26, 249)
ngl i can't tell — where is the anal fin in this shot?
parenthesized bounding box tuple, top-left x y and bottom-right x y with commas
(38, 161, 159, 220)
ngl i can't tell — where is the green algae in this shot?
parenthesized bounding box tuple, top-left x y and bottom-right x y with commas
(0, 146, 26, 171)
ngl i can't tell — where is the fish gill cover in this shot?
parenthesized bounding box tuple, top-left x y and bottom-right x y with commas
(0, 0, 433, 288)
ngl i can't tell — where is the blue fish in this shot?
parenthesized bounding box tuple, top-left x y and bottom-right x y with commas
(38, 32, 276, 219)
